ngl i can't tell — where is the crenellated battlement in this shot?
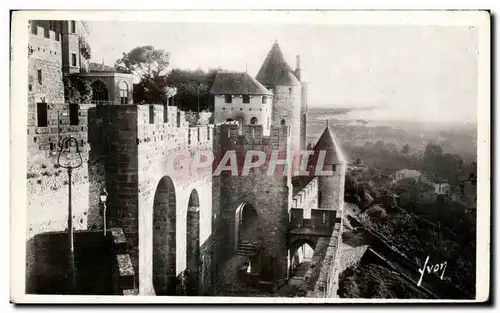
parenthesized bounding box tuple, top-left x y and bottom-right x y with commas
(216, 121, 290, 151)
(292, 177, 318, 208)
(27, 102, 94, 158)
(29, 27, 61, 63)
(134, 104, 213, 153)
(137, 104, 188, 128)
(30, 26, 61, 42)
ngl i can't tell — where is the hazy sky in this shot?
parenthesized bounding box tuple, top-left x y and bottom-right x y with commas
(88, 22, 478, 124)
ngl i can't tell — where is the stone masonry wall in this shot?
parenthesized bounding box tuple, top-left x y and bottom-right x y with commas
(318, 163, 346, 210)
(310, 216, 344, 297)
(134, 105, 214, 295)
(300, 82, 308, 150)
(217, 122, 292, 284)
(291, 177, 318, 210)
(28, 27, 64, 105)
(270, 84, 302, 153)
(26, 102, 100, 293)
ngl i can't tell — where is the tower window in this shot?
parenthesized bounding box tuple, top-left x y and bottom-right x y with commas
(262, 96, 267, 104)
(119, 81, 129, 104)
(31, 21, 37, 34)
(149, 105, 154, 124)
(281, 119, 286, 126)
(36, 102, 48, 127)
(37, 69, 42, 85)
(71, 21, 76, 33)
(163, 105, 168, 123)
(250, 117, 258, 125)
(69, 103, 79, 125)
(71, 53, 77, 67)
(224, 95, 232, 104)
(289, 87, 293, 94)
(242, 95, 250, 104)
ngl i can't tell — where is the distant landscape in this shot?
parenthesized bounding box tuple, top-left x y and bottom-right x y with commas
(307, 106, 477, 298)
(306, 106, 477, 163)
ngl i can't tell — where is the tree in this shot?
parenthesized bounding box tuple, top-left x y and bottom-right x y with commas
(354, 157, 364, 167)
(165, 68, 220, 112)
(63, 74, 92, 103)
(345, 173, 360, 195)
(115, 46, 171, 104)
(401, 144, 410, 155)
(115, 45, 170, 78)
(423, 143, 444, 174)
(377, 189, 398, 212)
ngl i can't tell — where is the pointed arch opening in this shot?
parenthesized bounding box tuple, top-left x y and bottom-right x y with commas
(91, 80, 109, 105)
(287, 239, 316, 280)
(234, 202, 258, 252)
(185, 189, 201, 295)
(152, 176, 176, 295)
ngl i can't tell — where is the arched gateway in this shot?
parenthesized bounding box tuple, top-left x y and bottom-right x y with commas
(152, 176, 176, 295)
(185, 190, 201, 295)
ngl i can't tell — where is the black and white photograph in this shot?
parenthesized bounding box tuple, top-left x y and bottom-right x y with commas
(10, 10, 490, 303)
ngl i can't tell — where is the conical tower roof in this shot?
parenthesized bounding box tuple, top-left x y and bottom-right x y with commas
(211, 71, 273, 95)
(256, 41, 300, 86)
(313, 125, 347, 165)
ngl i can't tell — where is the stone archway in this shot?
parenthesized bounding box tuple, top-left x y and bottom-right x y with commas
(234, 202, 258, 251)
(152, 176, 176, 295)
(91, 80, 109, 104)
(185, 189, 200, 296)
(287, 239, 316, 279)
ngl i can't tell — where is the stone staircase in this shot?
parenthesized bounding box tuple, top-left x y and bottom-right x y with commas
(235, 241, 260, 256)
(289, 261, 312, 285)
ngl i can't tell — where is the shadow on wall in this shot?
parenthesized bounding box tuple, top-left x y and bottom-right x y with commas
(25, 230, 115, 295)
(87, 106, 107, 230)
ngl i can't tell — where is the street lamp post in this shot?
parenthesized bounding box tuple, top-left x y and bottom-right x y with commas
(57, 136, 83, 294)
(197, 86, 200, 114)
(100, 188, 108, 236)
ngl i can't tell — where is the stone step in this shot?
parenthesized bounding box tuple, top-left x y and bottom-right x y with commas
(235, 250, 256, 256)
(237, 247, 256, 251)
(123, 288, 139, 296)
(237, 245, 256, 250)
(236, 246, 257, 252)
(238, 242, 259, 246)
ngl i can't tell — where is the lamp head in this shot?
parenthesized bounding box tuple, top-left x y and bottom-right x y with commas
(56, 136, 83, 169)
(100, 188, 108, 203)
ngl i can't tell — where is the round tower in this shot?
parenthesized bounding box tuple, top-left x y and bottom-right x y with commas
(256, 41, 302, 153)
(313, 125, 347, 210)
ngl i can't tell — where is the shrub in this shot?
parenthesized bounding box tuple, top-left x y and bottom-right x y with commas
(27, 172, 39, 179)
(365, 205, 388, 221)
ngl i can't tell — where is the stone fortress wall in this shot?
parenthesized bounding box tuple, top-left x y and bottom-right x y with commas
(25, 19, 346, 297)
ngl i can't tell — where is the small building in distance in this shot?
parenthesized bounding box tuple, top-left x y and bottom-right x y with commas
(394, 169, 422, 182)
(434, 182, 451, 196)
(79, 62, 134, 105)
